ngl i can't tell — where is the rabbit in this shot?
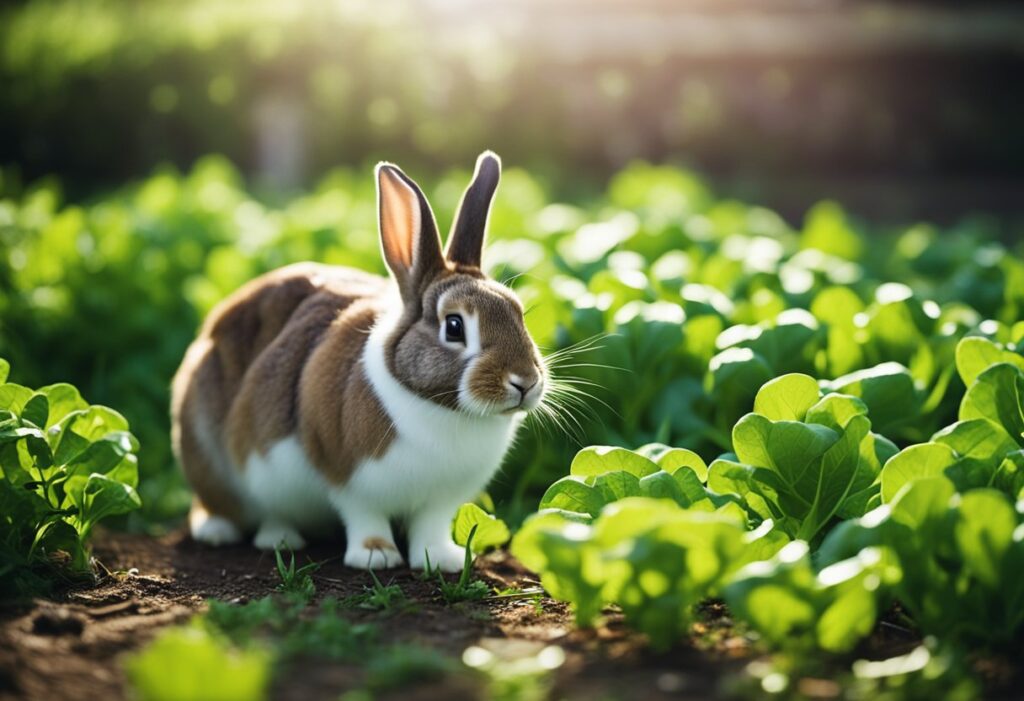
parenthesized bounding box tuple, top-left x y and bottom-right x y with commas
(170, 152, 545, 571)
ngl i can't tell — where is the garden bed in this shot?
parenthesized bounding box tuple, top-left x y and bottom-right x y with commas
(1, 531, 753, 701)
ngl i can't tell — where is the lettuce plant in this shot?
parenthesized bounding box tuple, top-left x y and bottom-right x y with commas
(0, 358, 141, 594)
(882, 338, 1024, 499)
(821, 479, 1024, 647)
(724, 541, 896, 653)
(709, 373, 896, 543)
(535, 444, 727, 520)
(513, 497, 787, 649)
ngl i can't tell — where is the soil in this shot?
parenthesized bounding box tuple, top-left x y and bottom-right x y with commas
(0, 530, 768, 701)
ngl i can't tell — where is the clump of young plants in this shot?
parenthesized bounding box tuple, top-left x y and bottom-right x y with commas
(341, 569, 410, 613)
(0, 358, 142, 596)
(432, 525, 491, 604)
(273, 546, 319, 601)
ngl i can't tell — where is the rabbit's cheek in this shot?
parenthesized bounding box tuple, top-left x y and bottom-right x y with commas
(462, 356, 508, 407)
(462, 352, 543, 414)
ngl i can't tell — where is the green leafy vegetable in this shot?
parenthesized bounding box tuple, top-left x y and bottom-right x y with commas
(0, 359, 141, 595)
(126, 626, 271, 701)
(724, 541, 894, 652)
(452, 503, 511, 553)
(712, 374, 885, 541)
(513, 497, 787, 648)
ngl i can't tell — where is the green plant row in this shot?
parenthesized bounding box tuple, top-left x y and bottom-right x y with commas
(3, 158, 1021, 528)
(513, 337, 1024, 660)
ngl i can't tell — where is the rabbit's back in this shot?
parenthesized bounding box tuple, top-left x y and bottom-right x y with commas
(170, 262, 387, 525)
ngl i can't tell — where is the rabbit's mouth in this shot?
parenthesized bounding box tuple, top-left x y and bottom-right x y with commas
(458, 359, 545, 416)
(459, 378, 544, 417)
(497, 378, 544, 414)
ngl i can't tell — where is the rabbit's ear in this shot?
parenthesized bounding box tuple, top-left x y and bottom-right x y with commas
(446, 151, 501, 268)
(377, 163, 445, 296)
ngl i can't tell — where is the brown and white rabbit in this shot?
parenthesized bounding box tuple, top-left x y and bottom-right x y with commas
(170, 152, 545, 571)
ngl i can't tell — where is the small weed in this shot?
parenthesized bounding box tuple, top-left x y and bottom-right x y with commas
(530, 592, 545, 615)
(274, 546, 319, 601)
(418, 550, 437, 582)
(341, 569, 411, 612)
(487, 586, 547, 613)
(364, 569, 409, 611)
(434, 526, 490, 604)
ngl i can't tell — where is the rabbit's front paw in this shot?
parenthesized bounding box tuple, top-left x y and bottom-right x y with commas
(344, 537, 404, 570)
(410, 541, 467, 573)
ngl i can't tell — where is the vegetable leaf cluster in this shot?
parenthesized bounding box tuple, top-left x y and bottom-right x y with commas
(516, 338, 1024, 662)
(0, 358, 141, 595)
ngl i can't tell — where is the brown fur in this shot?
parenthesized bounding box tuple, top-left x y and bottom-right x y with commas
(171, 153, 545, 532)
(297, 298, 395, 484)
(171, 263, 393, 521)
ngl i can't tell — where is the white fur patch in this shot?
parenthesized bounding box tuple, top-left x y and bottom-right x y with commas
(241, 436, 338, 535)
(337, 306, 522, 569)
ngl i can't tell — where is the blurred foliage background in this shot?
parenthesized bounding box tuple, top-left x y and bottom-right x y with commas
(1, 0, 1022, 528)
(3, 0, 1024, 222)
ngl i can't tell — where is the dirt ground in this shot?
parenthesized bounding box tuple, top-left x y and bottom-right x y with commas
(0, 530, 766, 701)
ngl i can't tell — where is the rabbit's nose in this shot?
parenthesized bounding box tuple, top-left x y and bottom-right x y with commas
(508, 374, 538, 402)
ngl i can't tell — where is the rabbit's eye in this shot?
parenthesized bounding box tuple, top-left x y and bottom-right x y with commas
(445, 314, 465, 343)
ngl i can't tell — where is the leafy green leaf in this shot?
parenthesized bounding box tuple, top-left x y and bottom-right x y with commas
(570, 446, 658, 478)
(992, 450, 1024, 499)
(0, 383, 33, 415)
(452, 503, 510, 553)
(829, 363, 919, 434)
(37, 383, 88, 428)
(21, 394, 48, 429)
(707, 458, 781, 524)
(593, 471, 641, 504)
(955, 336, 1024, 387)
(932, 419, 1018, 463)
(733, 416, 840, 475)
(753, 373, 821, 422)
(805, 393, 868, 430)
(635, 443, 708, 481)
(880, 443, 959, 503)
(79, 473, 142, 528)
(888, 477, 955, 531)
(954, 489, 1016, 587)
(511, 511, 603, 624)
(731, 411, 871, 541)
(539, 477, 604, 518)
(960, 363, 1024, 449)
(127, 626, 271, 701)
(725, 541, 885, 653)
